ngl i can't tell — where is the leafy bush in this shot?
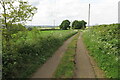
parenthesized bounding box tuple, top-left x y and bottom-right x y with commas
(59, 20, 70, 30)
(2, 30, 77, 78)
(83, 24, 119, 78)
(2, 23, 27, 41)
(72, 20, 87, 29)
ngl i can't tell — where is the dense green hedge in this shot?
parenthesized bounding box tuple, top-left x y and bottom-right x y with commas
(2, 30, 77, 78)
(83, 24, 119, 78)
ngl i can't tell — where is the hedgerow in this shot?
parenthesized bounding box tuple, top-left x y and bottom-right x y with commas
(2, 30, 77, 78)
(83, 24, 119, 78)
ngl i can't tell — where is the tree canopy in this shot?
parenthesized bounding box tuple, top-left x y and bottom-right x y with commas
(72, 20, 87, 29)
(0, 0, 37, 29)
(0, 0, 37, 41)
(59, 20, 70, 30)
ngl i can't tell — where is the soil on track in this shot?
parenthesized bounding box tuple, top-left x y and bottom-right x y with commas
(31, 33, 78, 78)
(73, 32, 105, 78)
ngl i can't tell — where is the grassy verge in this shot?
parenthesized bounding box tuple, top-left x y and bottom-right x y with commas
(54, 33, 79, 78)
(82, 24, 119, 78)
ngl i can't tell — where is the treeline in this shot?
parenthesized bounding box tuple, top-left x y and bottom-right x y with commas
(59, 20, 87, 30)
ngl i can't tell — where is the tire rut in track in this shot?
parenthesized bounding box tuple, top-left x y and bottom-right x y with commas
(73, 32, 105, 78)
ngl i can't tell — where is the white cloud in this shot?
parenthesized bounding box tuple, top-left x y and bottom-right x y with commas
(90, 0, 118, 25)
(27, 0, 119, 26)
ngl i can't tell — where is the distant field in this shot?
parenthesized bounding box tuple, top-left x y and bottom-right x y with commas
(37, 27, 60, 31)
(38, 27, 60, 29)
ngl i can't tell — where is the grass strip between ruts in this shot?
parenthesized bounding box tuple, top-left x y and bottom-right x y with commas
(54, 33, 79, 78)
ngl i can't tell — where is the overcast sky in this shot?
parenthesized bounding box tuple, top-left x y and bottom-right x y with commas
(26, 0, 119, 26)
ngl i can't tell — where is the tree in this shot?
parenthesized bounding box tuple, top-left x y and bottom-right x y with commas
(0, 0, 37, 40)
(81, 20, 87, 29)
(59, 20, 70, 30)
(72, 20, 87, 29)
(0, 0, 37, 29)
(72, 20, 79, 29)
(9, 23, 27, 34)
